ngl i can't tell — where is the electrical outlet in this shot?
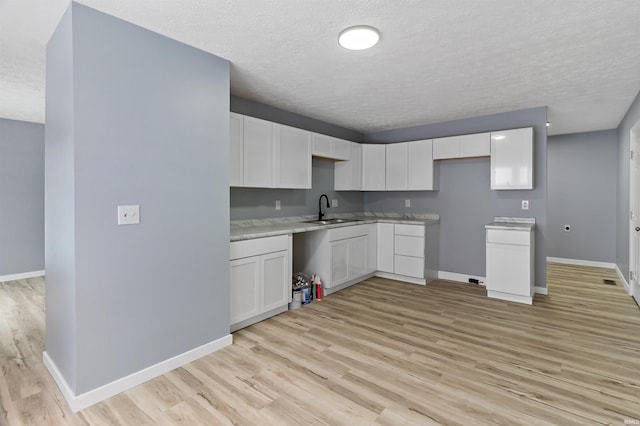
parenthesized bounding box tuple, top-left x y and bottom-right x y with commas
(564, 224, 571, 232)
(275, 200, 281, 210)
(117, 205, 140, 225)
(332, 199, 338, 207)
(521, 200, 529, 210)
(405, 199, 411, 208)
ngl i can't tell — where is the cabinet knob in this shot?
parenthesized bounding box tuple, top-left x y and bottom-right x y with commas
(636, 226, 640, 232)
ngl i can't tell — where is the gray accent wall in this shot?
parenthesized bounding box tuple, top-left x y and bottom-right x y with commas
(617, 90, 640, 279)
(364, 107, 548, 287)
(0, 118, 44, 277)
(230, 97, 365, 220)
(46, 2, 230, 396)
(547, 130, 617, 263)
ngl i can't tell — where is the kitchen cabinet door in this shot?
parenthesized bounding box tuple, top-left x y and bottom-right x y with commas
(333, 138, 351, 161)
(459, 132, 490, 158)
(230, 256, 261, 324)
(385, 142, 409, 190)
(362, 144, 386, 190)
(490, 127, 534, 190)
(330, 240, 350, 286)
(432, 136, 459, 160)
(243, 116, 274, 188)
(407, 139, 436, 190)
(377, 223, 394, 273)
(261, 250, 290, 312)
(312, 133, 333, 158)
(348, 236, 368, 278)
(274, 124, 311, 189)
(486, 228, 534, 304)
(230, 113, 244, 187)
(335, 142, 362, 191)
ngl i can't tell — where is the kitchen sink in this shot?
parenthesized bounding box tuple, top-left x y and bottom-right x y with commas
(301, 218, 361, 225)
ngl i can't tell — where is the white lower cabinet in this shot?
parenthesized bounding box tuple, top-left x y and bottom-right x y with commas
(376, 223, 428, 283)
(294, 224, 375, 295)
(230, 235, 291, 331)
(485, 227, 535, 304)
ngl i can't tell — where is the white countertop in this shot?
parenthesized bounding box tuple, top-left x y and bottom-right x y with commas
(231, 212, 439, 241)
(485, 217, 535, 231)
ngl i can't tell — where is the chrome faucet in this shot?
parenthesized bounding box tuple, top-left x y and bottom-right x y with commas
(318, 194, 330, 221)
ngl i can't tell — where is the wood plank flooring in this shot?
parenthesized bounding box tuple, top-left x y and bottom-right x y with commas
(1, 263, 639, 425)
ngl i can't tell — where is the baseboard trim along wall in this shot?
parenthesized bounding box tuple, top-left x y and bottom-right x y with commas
(0, 270, 45, 283)
(616, 264, 631, 293)
(546, 257, 616, 269)
(44, 334, 233, 413)
(438, 271, 486, 285)
(438, 271, 548, 295)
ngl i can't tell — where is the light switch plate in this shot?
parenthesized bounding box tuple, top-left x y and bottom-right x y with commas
(275, 200, 281, 210)
(332, 199, 338, 207)
(405, 199, 411, 208)
(521, 200, 529, 210)
(118, 205, 140, 225)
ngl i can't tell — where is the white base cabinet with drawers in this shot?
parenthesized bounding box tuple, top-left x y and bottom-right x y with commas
(485, 227, 535, 304)
(230, 235, 292, 331)
(376, 223, 437, 284)
(293, 224, 377, 296)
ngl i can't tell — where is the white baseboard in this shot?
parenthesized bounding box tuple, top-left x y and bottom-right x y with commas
(487, 290, 533, 305)
(546, 257, 616, 269)
(0, 270, 45, 283)
(615, 264, 631, 293)
(375, 271, 426, 286)
(44, 334, 233, 413)
(534, 286, 548, 295)
(438, 270, 486, 285)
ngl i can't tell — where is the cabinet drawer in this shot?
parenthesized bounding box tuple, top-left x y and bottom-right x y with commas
(230, 235, 289, 260)
(329, 224, 368, 241)
(486, 229, 530, 246)
(394, 224, 424, 237)
(394, 235, 424, 258)
(394, 255, 424, 278)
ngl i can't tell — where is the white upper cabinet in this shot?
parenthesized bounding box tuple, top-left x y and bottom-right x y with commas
(230, 113, 244, 187)
(312, 133, 350, 160)
(362, 144, 386, 190)
(385, 142, 409, 190)
(490, 127, 533, 190)
(273, 123, 312, 189)
(385, 139, 437, 191)
(408, 139, 437, 190)
(243, 116, 274, 188)
(335, 142, 362, 191)
(433, 132, 490, 160)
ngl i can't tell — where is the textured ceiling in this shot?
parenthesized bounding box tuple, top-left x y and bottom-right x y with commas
(2, 0, 640, 136)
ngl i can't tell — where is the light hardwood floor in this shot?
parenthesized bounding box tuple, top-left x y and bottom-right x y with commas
(1, 263, 639, 425)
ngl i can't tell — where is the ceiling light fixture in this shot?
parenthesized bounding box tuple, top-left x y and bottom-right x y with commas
(338, 25, 380, 50)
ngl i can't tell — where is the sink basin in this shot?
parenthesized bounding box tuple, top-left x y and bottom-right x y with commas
(302, 218, 361, 225)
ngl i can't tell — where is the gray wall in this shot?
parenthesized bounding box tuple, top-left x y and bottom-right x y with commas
(364, 107, 548, 287)
(547, 130, 617, 262)
(617, 90, 640, 279)
(231, 159, 364, 220)
(46, 3, 230, 395)
(0, 118, 44, 277)
(230, 97, 365, 220)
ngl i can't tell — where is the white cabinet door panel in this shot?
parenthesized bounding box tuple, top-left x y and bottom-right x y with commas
(362, 144, 386, 190)
(433, 136, 459, 159)
(394, 255, 424, 278)
(486, 243, 530, 296)
(377, 223, 394, 273)
(333, 138, 351, 161)
(394, 235, 424, 258)
(335, 142, 362, 191)
(243, 116, 274, 188)
(312, 133, 333, 158)
(274, 124, 311, 189)
(385, 142, 408, 190)
(330, 240, 349, 286)
(230, 257, 261, 324)
(261, 250, 289, 312)
(408, 139, 435, 190)
(490, 127, 533, 190)
(348, 236, 367, 278)
(459, 133, 490, 157)
(230, 113, 244, 187)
